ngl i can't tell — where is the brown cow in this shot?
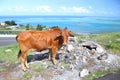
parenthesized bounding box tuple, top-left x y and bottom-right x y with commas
(16, 28, 74, 71)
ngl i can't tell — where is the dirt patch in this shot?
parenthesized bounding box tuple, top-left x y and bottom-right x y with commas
(0, 62, 19, 80)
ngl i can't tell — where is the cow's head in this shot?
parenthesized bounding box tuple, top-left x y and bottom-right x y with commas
(61, 28, 74, 45)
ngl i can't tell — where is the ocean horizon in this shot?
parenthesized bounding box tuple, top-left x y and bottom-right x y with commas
(0, 15, 120, 34)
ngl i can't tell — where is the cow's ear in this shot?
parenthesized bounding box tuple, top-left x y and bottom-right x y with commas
(69, 31, 74, 37)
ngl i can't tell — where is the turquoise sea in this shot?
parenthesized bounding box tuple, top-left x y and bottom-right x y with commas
(0, 16, 120, 34)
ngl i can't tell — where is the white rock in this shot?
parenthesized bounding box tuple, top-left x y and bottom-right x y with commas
(5, 49, 12, 53)
(82, 56, 87, 63)
(67, 44, 74, 52)
(96, 47, 104, 53)
(80, 69, 89, 77)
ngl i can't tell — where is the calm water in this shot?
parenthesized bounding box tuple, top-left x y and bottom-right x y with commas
(0, 16, 120, 33)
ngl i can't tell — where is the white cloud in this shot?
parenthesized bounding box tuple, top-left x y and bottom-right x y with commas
(59, 6, 91, 14)
(0, 5, 93, 15)
(8, 6, 28, 12)
(60, 6, 67, 11)
(72, 6, 89, 13)
(35, 6, 52, 12)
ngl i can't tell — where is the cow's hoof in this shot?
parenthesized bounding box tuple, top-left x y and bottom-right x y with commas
(53, 60, 57, 65)
(26, 65, 29, 69)
(22, 68, 27, 72)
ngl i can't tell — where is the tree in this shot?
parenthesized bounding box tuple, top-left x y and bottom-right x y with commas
(51, 26, 59, 29)
(4, 21, 11, 25)
(36, 24, 43, 31)
(10, 20, 17, 25)
(26, 24, 30, 30)
(4, 20, 17, 25)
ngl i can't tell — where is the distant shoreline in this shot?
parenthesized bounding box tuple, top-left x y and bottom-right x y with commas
(0, 15, 120, 18)
(0, 16, 120, 33)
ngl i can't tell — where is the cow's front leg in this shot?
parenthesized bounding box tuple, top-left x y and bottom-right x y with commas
(51, 47, 57, 64)
(48, 50, 52, 61)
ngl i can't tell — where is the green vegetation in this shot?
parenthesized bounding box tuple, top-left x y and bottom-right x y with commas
(6, 77, 13, 80)
(4, 20, 17, 25)
(36, 24, 46, 31)
(77, 32, 120, 54)
(50, 26, 59, 28)
(0, 30, 22, 34)
(0, 21, 48, 34)
(0, 67, 6, 72)
(61, 61, 70, 68)
(0, 44, 19, 63)
(26, 24, 30, 30)
(22, 72, 32, 80)
(31, 62, 45, 72)
(76, 34, 86, 41)
(85, 67, 120, 80)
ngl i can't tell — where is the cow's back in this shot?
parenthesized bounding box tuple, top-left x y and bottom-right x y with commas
(17, 30, 52, 51)
(16, 28, 62, 51)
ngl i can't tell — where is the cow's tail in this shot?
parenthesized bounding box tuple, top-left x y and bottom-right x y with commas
(17, 50, 21, 58)
(16, 35, 18, 42)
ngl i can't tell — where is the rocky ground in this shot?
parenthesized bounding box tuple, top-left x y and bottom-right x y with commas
(0, 37, 120, 80)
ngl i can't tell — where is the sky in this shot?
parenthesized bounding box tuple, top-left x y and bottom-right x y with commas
(0, 0, 120, 16)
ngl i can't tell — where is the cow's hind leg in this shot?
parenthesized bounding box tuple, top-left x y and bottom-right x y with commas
(19, 51, 28, 71)
(25, 59, 29, 69)
(51, 47, 57, 64)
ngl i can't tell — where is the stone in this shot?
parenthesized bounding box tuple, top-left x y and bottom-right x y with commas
(82, 56, 87, 63)
(81, 41, 106, 54)
(89, 49, 96, 55)
(116, 38, 120, 41)
(5, 49, 12, 53)
(80, 69, 89, 77)
(97, 53, 108, 60)
(67, 44, 74, 52)
(96, 47, 104, 53)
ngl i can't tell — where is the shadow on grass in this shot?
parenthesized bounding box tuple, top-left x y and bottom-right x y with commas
(27, 51, 60, 63)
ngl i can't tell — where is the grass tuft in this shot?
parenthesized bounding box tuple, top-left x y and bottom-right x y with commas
(22, 72, 32, 80)
(31, 62, 45, 72)
(0, 44, 19, 63)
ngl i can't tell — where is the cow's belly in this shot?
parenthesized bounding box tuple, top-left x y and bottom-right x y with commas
(30, 40, 51, 51)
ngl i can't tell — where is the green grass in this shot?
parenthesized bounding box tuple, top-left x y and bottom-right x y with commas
(77, 32, 120, 54)
(0, 44, 19, 63)
(61, 61, 70, 68)
(85, 68, 120, 80)
(31, 62, 45, 72)
(22, 72, 32, 80)
(0, 68, 7, 72)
